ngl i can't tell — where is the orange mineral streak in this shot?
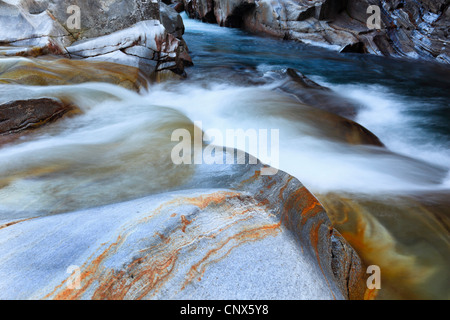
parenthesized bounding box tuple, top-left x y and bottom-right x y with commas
(180, 215, 192, 233)
(182, 221, 282, 289)
(0, 217, 37, 230)
(92, 249, 181, 300)
(278, 176, 293, 199)
(237, 170, 261, 188)
(283, 186, 324, 228)
(266, 180, 277, 190)
(185, 191, 241, 210)
(43, 190, 282, 300)
(364, 288, 379, 300)
(43, 235, 124, 300)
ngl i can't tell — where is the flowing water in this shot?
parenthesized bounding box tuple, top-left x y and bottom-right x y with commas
(0, 14, 449, 299)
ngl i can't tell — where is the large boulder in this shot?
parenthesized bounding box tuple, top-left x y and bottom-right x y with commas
(0, 153, 367, 299)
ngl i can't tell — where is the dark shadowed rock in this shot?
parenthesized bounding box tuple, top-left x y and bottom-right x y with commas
(161, 2, 185, 38)
(0, 98, 78, 136)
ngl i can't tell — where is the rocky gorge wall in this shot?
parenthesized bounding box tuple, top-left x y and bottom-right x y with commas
(179, 0, 450, 63)
(0, 0, 192, 77)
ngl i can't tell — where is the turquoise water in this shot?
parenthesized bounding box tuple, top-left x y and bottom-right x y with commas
(182, 13, 450, 163)
(183, 13, 450, 96)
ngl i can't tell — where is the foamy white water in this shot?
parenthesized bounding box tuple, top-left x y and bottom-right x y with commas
(316, 81, 450, 169)
(0, 14, 448, 216)
(140, 81, 448, 194)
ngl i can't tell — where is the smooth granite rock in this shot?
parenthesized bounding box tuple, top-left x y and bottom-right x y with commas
(0, 153, 367, 300)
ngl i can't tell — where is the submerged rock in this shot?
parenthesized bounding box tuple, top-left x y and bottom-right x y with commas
(318, 191, 450, 300)
(274, 68, 361, 119)
(0, 153, 367, 300)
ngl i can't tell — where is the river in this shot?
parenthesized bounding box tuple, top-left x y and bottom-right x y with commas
(0, 13, 449, 299)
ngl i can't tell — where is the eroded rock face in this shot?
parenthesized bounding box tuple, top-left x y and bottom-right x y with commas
(66, 20, 191, 76)
(0, 0, 73, 54)
(0, 0, 192, 76)
(0, 154, 367, 300)
(182, 0, 450, 63)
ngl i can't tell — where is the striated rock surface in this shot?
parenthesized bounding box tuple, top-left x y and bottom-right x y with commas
(0, 154, 367, 300)
(182, 0, 450, 63)
(0, 98, 78, 136)
(0, 57, 149, 90)
(0, 0, 192, 76)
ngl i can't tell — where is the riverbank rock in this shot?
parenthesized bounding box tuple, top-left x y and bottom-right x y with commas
(182, 0, 450, 63)
(0, 154, 367, 300)
(0, 0, 192, 77)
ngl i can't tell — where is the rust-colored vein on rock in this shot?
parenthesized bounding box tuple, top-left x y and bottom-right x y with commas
(0, 217, 37, 230)
(182, 221, 282, 290)
(180, 215, 192, 233)
(310, 219, 336, 300)
(44, 235, 124, 300)
(42, 190, 280, 299)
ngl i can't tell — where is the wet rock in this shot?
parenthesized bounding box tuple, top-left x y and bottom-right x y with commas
(173, 1, 185, 13)
(66, 20, 191, 76)
(0, 153, 367, 300)
(318, 190, 450, 300)
(183, 0, 217, 23)
(268, 68, 367, 123)
(0, 57, 149, 90)
(161, 2, 186, 39)
(0, 98, 78, 136)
